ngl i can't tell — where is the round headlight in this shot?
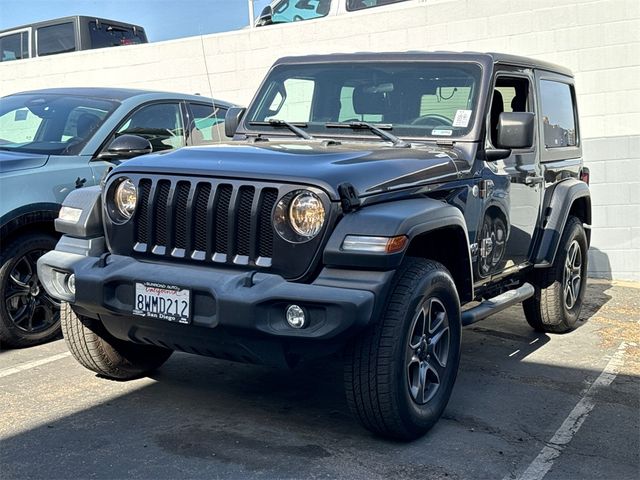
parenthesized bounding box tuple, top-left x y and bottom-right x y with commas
(289, 192, 325, 238)
(114, 178, 137, 219)
(273, 190, 326, 243)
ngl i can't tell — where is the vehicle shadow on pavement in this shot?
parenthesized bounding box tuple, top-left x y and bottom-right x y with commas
(1, 284, 636, 480)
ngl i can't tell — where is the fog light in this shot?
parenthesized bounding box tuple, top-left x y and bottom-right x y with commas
(286, 304, 306, 329)
(66, 274, 76, 295)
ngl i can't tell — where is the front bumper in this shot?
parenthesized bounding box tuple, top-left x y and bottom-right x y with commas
(38, 239, 384, 365)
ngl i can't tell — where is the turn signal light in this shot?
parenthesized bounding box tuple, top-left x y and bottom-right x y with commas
(342, 235, 408, 253)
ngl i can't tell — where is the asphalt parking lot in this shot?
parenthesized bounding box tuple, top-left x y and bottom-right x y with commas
(1, 280, 638, 480)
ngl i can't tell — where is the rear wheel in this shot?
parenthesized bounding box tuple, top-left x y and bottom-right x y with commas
(523, 216, 588, 333)
(61, 303, 172, 379)
(344, 258, 461, 440)
(0, 234, 60, 348)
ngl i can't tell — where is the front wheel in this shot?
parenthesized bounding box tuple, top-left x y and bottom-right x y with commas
(61, 303, 172, 380)
(523, 215, 588, 333)
(344, 258, 462, 440)
(0, 234, 60, 348)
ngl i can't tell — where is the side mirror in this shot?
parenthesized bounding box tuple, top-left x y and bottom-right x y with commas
(256, 6, 273, 26)
(225, 107, 246, 138)
(101, 134, 153, 160)
(496, 112, 535, 149)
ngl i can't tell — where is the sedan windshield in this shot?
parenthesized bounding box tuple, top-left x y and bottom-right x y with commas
(0, 93, 119, 155)
(245, 62, 483, 140)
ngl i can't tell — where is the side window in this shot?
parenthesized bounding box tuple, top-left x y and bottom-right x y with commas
(0, 31, 29, 62)
(36, 23, 76, 56)
(540, 80, 577, 148)
(266, 78, 315, 122)
(187, 103, 229, 145)
(346, 0, 408, 12)
(489, 76, 531, 146)
(272, 0, 332, 23)
(116, 103, 185, 152)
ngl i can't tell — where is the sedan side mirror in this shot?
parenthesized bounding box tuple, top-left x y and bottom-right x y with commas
(225, 107, 246, 138)
(101, 134, 153, 160)
(256, 6, 273, 26)
(496, 112, 535, 149)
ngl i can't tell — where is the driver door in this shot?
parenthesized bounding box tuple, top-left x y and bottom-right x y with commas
(475, 67, 543, 279)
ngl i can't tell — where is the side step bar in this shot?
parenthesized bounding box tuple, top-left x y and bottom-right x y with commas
(461, 283, 535, 326)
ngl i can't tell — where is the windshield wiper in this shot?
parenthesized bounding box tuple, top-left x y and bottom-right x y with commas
(325, 121, 410, 148)
(249, 119, 314, 140)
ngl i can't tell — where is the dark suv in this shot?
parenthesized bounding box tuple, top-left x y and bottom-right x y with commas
(38, 52, 591, 440)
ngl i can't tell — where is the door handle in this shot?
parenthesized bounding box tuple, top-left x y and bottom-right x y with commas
(525, 176, 544, 185)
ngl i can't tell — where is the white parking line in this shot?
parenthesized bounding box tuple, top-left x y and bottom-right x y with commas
(508, 342, 628, 480)
(0, 352, 71, 378)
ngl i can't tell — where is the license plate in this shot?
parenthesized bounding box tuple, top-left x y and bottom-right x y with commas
(133, 282, 191, 324)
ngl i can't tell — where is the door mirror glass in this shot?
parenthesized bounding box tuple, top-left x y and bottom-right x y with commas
(103, 134, 152, 159)
(225, 107, 246, 138)
(496, 112, 535, 149)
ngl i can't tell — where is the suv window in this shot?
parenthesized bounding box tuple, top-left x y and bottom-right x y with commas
(36, 22, 75, 56)
(187, 103, 229, 145)
(265, 78, 316, 123)
(346, 0, 409, 11)
(116, 103, 185, 152)
(272, 0, 331, 23)
(88, 21, 146, 48)
(248, 62, 482, 138)
(0, 94, 117, 155)
(489, 76, 531, 146)
(0, 30, 29, 62)
(540, 80, 577, 148)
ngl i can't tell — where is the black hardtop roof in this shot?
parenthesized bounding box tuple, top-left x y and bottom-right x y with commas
(3, 87, 226, 104)
(273, 51, 573, 77)
(0, 15, 145, 35)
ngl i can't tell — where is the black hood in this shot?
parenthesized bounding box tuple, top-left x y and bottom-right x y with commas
(115, 141, 473, 199)
(0, 150, 49, 173)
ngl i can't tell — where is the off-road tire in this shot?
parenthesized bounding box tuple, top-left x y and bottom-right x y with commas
(0, 233, 60, 348)
(344, 258, 462, 440)
(61, 302, 172, 379)
(523, 216, 588, 333)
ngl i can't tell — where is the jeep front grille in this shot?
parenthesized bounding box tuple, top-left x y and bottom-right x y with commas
(133, 178, 279, 267)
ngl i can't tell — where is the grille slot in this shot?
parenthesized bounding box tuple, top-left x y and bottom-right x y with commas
(214, 185, 232, 256)
(174, 181, 190, 250)
(193, 183, 211, 253)
(154, 180, 171, 247)
(236, 187, 255, 257)
(134, 179, 277, 267)
(258, 189, 278, 258)
(136, 179, 152, 244)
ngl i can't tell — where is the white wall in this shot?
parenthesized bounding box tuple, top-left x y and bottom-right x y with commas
(1, 0, 638, 280)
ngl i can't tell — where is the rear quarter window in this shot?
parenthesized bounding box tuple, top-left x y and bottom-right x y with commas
(36, 22, 75, 56)
(540, 80, 578, 148)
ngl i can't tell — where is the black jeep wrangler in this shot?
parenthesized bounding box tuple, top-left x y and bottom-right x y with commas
(38, 52, 591, 440)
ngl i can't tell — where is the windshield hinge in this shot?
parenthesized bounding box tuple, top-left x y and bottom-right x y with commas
(338, 183, 361, 213)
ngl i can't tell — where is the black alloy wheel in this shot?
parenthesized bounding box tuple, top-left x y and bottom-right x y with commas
(0, 234, 61, 347)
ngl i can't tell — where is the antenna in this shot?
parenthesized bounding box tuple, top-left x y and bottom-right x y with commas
(198, 27, 221, 144)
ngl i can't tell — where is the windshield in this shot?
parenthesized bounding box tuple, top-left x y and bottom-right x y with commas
(245, 62, 483, 140)
(0, 93, 119, 155)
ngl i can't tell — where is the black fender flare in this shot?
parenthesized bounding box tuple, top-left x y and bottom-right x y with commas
(533, 179, 591, 267)
(323, 197, 473, 298)
(0, 203, 61, 244)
